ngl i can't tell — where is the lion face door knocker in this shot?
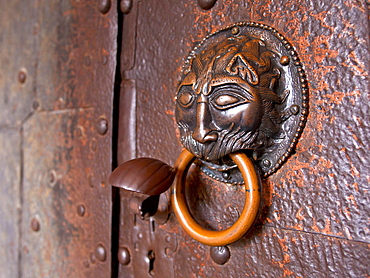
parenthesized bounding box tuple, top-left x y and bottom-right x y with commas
(110, 22, 308, 247)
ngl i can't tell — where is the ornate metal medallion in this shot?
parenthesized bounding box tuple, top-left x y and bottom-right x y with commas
(175, 22, 308, 183)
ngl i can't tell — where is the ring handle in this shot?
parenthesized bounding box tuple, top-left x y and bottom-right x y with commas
(171, 149, 261, 246)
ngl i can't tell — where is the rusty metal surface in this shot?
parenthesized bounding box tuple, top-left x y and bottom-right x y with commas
(36, 1, 116, 118)
(22, 109, 113, 277)
(0, 0, 117, 277)
(118, 0, 370, 277)
(251, 0, 370, 245)
(174, 226, 370, 278)
(21, 1, 117, 276)
(117, 79, 137, 165)
(0, 1, 39, 276)
(0, 130, 21, 277)
(120, 0, 138, 72)
(118, 191, 177, 278)
(0, 1, 38, 128)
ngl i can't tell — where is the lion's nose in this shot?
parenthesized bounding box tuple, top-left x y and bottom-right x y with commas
(192, 95, 218, 143)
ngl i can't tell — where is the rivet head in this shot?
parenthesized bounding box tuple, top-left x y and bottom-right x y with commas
(222, 171, 230, 180)
(48, 170, 57, 187)
(77, 204, 85, 216)
(31, 218, 40, 232)
(88, 174, 95, 188)
(165, 234, 171, 243)
(33, 101, 39, 110)
(57, 97, 65, 109)
(290, 105, 300, 115)
(102, 55, 108, 65)
(95, 244, 107, 262)
(280, 55, 290, 65)
(97, 117, 108, 135)
(198, 0, 217, 10)
(18, 69, 27, 84)
(262, 159, 271, 167)
(98, 0, 111, 14)
(90, 138, 97, 152)
(118, 247, 131, 265)
(210, 246, 230, 265)
(231, 26, 240, 35)
(90, 252, 96, 264)
(120, 0, 133, 14)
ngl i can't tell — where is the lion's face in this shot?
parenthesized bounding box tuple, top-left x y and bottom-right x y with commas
(176, 34, 281, 164)
(176, 81, 262, 163)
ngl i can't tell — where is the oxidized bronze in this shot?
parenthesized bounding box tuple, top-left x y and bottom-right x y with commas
(171, 149, 260, 246)
(111, 22, 308, 247)
(176, 22, 308, 183)
(109, 157, 175, 195)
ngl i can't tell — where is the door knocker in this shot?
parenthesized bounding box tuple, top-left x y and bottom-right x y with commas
(110, 22, 308, 246)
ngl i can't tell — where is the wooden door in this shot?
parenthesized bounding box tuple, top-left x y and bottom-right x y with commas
(116, 0, 370, 277)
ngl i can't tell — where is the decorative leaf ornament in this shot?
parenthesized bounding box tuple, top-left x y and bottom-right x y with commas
(109, 158, 176, 195)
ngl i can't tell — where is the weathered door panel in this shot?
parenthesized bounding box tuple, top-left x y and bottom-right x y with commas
(0, 2, 38, 274)
(117, 0, 370, 277)
(21, 2, 117, 276)
(0, 0, 117, 276)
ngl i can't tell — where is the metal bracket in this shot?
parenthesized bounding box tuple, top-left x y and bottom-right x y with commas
(118, 191, 177, 277)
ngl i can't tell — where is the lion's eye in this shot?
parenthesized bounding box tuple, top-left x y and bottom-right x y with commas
(214, 94, 240, 106)
(177, 85, 195, 108)
(211, 92, 248, 109)
(178, 91, 194, 107)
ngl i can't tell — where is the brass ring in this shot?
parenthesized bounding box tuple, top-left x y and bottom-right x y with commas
(171, 149, 260, 246)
